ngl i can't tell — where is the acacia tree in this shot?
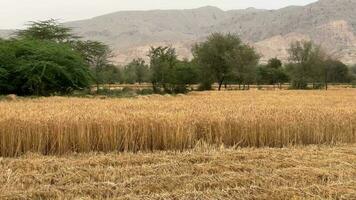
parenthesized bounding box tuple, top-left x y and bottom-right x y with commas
(16, 19, 78, 43)
(0, 39, 13, 93)
(0, 39, 92, 96)
(74, 40, 113, 93)
(16, 19, 114, 93)
(192, 33, 259, 90)
(0, 20, 93, 96)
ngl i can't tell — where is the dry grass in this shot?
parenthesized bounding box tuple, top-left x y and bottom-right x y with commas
(0, 144, 355, 199)
(0, 90, 356, 157)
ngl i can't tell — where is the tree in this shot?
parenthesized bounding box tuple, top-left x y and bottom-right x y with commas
(148, 46, 178, 93)
(0, 39, 15, 93)
(124, 58, 150, 84)
(287, 41, 326, 89)
(0, 38, 92, 96)
(170, 59, 199, 93)
(74, 40, 113, 93)
(16, 19, 78, 43)
(226, 44, 260, 89)
(257, 58, 289, 89)
(350, 65, 356, 83)
(267, 58, 282, 69)
(192, 33, 259, 90)
(134, 58, 150, 84)
(322, 59, 351, 90)
(100, 64, 123, 84)
(17, 19, 114, 93)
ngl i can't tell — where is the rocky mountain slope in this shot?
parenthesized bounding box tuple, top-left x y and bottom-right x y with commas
(2, 0, 355, 65)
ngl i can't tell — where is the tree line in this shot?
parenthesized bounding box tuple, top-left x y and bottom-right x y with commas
(1, 20, 356, 96)
(118, 33, 356, 92)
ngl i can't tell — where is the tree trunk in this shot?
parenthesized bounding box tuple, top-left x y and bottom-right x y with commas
(152, 82, 158, 93)
(218, 78, 224, 91)
(96, 67, 100, 94)
(325, 71, 328, 91)
(218, 82, 223, 91)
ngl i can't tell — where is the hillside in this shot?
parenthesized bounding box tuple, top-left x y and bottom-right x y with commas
(1, 0, 355, 65)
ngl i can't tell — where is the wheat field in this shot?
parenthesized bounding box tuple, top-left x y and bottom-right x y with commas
(1, 144, 355, 199)
(0, 90, 355, 157)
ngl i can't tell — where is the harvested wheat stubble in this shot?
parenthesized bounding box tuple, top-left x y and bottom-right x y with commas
(0, 90, 356, 157)
(0, 144, 355, 200)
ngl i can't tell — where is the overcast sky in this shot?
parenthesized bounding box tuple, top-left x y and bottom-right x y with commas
(1, 0, 318, 29)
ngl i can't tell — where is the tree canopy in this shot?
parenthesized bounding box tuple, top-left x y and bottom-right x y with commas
(192, 33, 260, 90)
(16, 19, 78, 43)
(0, 39, 92, 95)
(73, 40, 113, 92)
(0, 20, 100, 96)
(123, 58, 150, 84)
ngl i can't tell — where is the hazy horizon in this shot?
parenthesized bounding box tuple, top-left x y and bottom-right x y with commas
(1, 0, 318, 29)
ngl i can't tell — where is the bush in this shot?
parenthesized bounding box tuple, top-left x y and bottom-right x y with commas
(290, 80, 308, 89)
(137, 89, 154, 95)
(173, 85, 188, 94)
(198, 82, 213, 91)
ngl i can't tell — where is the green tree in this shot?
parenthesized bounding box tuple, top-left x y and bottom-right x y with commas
(226, 44, 260, 90)
(170, 59, 199, 93)
(124, 58, 150, 84)
(100, 64, 123, 84)
(287, 41, 326, 89)
(74, 40, 113, 93)
(324, 60, 350, 83)
(192, 33, 259, 90)
(0, 38, 92, 96)
(16, 19, 78, 43)
(350, 65, 356, 82)
(267, 58, 282, 69)
(148, 46, 178, 93)
(0, 39, 15, 93)
(257, 58, 289, 89)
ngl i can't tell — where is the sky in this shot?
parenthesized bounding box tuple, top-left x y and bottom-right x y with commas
(1, 0, 318, 29)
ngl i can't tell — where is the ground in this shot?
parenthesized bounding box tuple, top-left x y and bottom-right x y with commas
(1, 144, 355, 200)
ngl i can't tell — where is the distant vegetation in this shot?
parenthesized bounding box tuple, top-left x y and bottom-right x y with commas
(0, 20, 356, 96)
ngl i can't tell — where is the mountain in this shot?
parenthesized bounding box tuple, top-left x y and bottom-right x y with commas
(2, 0, 356, 65)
